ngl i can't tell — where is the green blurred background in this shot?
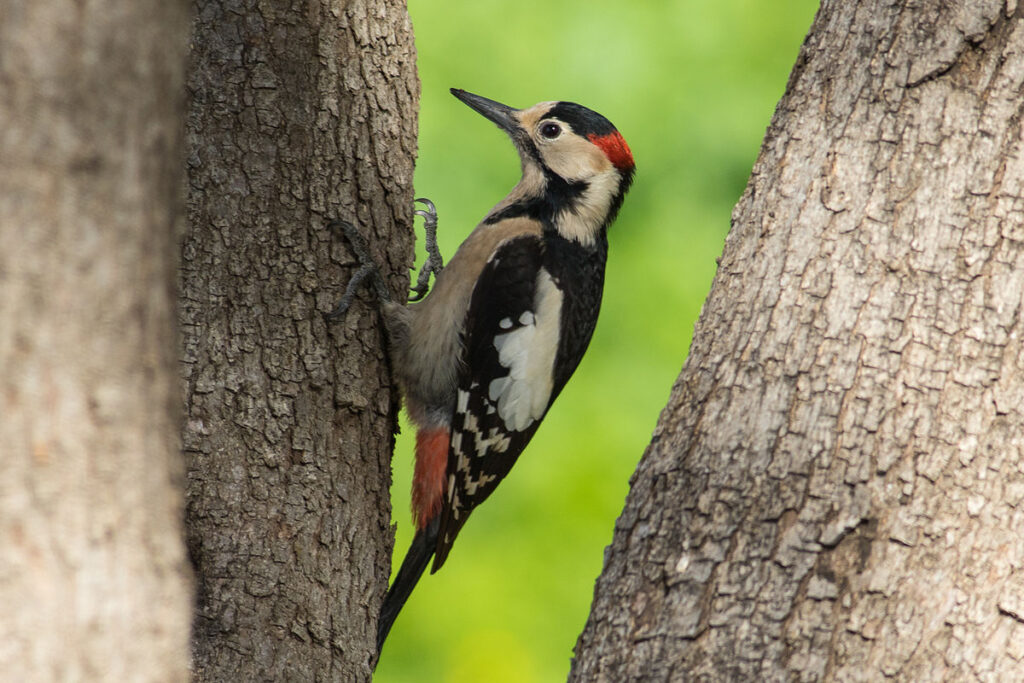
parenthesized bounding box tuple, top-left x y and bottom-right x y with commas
(377, 1, 819, 680)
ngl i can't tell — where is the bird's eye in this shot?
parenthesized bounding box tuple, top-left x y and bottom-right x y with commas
(540, 122, 562, 139)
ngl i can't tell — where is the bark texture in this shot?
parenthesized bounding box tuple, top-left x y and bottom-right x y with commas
(182, 0, 417, 679)
(572, 1, 1024, 680)
(0, 0, 192, 680)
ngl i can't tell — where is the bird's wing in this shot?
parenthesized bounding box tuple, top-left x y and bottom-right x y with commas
(433, 234, 566, 570)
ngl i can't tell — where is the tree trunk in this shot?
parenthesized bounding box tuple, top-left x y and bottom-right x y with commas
(182, 0, 417, 679)
(0, 1, 192, 680)
(572, 1, 1024, 680)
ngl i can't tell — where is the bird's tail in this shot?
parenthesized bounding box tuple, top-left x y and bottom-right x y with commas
(376, 515, 441, 660)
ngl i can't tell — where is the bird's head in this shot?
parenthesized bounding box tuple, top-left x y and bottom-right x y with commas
(452, 88, 635, 246)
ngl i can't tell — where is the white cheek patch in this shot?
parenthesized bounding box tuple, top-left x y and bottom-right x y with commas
(487, 269, 562, 431)
(555, 168, 619, 247)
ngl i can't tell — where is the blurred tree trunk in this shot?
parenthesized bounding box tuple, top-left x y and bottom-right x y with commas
(182, 0, 417, 679)
(572, 1, 1024, 680)
(0, 0, 192, 680)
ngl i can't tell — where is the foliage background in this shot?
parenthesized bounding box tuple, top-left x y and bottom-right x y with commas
(376, 1, 819, 680)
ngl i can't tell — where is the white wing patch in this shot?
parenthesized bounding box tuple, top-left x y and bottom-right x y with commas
(487, 269, 562, 431)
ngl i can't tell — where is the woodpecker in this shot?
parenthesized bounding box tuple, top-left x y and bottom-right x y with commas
(329, 88, 635, 659)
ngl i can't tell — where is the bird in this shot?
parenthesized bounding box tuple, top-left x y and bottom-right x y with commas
(328, 87, 635, 660)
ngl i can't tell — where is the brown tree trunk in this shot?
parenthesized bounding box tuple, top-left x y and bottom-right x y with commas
(0, 0, 193, 680)
(572, 1, 1024, 680)
(182, 0, 417, 679)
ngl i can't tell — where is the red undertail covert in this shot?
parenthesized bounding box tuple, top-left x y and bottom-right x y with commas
(412, 427, 450, 529)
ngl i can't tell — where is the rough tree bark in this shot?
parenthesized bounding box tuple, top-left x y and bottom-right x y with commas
(0, 0, 192, 680)
(572, 1, 1024, 680)
(182, 0, 417, 679)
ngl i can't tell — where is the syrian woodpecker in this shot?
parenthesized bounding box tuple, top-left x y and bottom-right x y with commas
(329, 88, 635, 659)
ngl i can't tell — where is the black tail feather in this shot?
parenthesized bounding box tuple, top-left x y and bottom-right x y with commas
(376, 516, 441, 661)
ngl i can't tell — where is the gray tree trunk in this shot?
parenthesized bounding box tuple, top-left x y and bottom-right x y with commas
(571, 1, 1024, 680)
(182, 0, 417, 679)
(0, 0, 193, 680)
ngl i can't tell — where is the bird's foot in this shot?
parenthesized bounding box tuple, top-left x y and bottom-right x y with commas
(408, 198, 444, 302)
(326, 220, 392, 320)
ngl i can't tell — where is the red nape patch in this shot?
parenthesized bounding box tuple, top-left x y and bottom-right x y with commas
(411, 428, 450, 530)
(589, 131, 635, 171)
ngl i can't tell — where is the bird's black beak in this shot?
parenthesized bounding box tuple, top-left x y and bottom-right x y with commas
(451, 89, 521, 137)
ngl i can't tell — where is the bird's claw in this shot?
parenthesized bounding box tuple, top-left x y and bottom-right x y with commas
(325, 219, 391, 320)
(409, 198, 444, 302)
(326, 198, 444, 316)
(413, 197, 437, 224)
